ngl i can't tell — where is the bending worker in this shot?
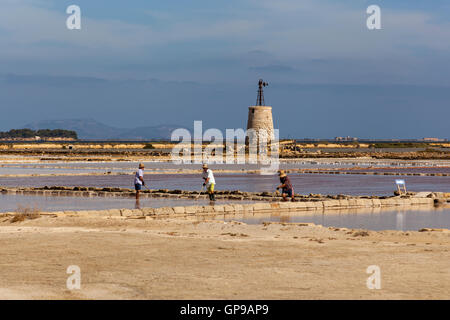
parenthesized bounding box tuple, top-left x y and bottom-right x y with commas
(202, 163, 216, 201)
(277, 170, 295, 202)
(134, 163, 146, 200)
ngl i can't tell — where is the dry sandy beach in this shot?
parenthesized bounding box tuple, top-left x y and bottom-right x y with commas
(0, 215, 449, 300)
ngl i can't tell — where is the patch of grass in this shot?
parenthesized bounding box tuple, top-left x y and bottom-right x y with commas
(10, 206, 41, 223)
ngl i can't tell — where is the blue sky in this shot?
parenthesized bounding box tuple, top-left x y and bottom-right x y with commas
(0, 0, 449, 138)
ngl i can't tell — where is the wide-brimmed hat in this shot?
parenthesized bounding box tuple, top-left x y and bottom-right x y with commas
(139, 163, 145, 169)
(278, 170, 287, 178)
(202, 163, 208, 169)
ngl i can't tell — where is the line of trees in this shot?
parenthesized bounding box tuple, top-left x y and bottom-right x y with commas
(0, 129, 78, 139)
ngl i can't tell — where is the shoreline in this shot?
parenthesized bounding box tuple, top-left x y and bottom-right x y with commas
(0, 169, 448, 178)
(0, 150, 449, 161)
(1, 186, 447, 217)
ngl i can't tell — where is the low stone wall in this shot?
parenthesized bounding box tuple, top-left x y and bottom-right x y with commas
(1, 186, 447, 220)
(1, 186, 449, 202)
(0, 196, 437, 219)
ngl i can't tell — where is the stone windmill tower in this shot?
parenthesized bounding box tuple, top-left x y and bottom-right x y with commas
(246, 79, 274, 144)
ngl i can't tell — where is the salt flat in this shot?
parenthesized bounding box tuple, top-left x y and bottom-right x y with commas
(0, 215, 448, 299)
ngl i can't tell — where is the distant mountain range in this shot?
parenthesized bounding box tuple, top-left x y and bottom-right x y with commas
(24, 119, 188, 140)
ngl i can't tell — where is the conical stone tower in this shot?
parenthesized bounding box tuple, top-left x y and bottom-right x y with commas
(246, 79, 274, 144)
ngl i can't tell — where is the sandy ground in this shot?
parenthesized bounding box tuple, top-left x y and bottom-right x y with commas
(0, 215, 449, 300)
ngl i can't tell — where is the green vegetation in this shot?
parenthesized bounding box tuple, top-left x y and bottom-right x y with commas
(0, 129, 77, 139)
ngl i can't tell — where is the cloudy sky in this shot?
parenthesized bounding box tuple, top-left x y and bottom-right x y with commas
(0, 0, 449, 139)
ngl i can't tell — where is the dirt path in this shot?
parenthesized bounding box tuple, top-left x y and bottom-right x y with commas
(0, 216, 449, 299)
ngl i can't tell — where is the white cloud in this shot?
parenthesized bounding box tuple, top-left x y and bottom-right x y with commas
(0, 0, 449, 85)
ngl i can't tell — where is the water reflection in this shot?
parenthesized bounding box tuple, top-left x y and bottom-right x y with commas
(0, 193, 254, 213)
(135, 198, 141, 210)
(213, 206, 450, 231)
(396, 211, 405, 231)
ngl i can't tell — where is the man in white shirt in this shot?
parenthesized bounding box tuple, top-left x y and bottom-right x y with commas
(202, 163, 216, 201)
(134, 163, 145, 200)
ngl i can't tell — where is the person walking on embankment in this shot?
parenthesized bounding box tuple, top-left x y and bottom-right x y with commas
(277, 170, 295, 202)
(202, 164, 216, 201)
(134, 163, 146, 200)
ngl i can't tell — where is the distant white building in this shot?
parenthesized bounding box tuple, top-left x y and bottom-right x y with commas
(335, 136, 358, 142)
(423, 137, 447, 142)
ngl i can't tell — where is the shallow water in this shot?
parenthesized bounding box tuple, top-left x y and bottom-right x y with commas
(1, 193, 449, 231)
(347, 167, 450, 174)
(213, 207, 450, 231)
(1, 159, 449, 172)
(0, 193, 250, 212)
(0, 167, 103, 175)
(1, 173, 449, 196)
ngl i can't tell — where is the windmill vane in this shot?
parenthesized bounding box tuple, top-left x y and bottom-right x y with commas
(256, 79, 269, 106)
